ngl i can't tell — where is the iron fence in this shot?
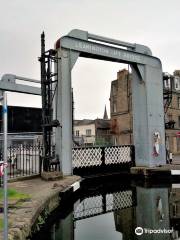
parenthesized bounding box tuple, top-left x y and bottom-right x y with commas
(0, 144, 42, 184)
(73, 145, 135, 175)
(0, 144, 135, 183)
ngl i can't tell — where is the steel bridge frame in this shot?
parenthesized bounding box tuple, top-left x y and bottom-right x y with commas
(55, 29, 166, 175)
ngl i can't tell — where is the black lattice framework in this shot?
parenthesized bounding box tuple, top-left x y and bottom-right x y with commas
(72, 147, 102, 168)
(73, 145, 133, 168)
(105, 146, 131, 165)
(74, 190, 134, 221)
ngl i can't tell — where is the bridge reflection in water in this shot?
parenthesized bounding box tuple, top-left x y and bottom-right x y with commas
(74, 189, 135, 221)
(31, 181, 180, 240)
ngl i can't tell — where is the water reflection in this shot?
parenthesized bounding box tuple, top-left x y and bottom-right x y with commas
(32, 182, 180, 240)
(135, 187, 170, 240)
(75, 213, 121, 240)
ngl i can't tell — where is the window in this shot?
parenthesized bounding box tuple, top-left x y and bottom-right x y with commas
(114, 137, 117, 146)
(178, 97, 180, 109)
(113, 102, 117, 113)
(177, 137, 180, 151)
(75, 130, 79, 137)
(112, 85, 117, 95)
(166, 136, 170, 150)
(164, 79, 171, 89)
(173, 204, 177, 217)
(86, 129, 91, 136)
(168, 114, 172, 121)
(178, 116, 180, 128)
(174, 76, 180, 90)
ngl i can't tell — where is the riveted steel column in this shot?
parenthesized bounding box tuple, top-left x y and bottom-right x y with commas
(56, 49, 72, 175)
(136, 187, 170, 239)
(132, 63, 166, 166)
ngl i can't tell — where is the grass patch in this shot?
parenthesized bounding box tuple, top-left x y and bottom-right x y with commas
(0, 188, 30, 201)
(0, 218, 3, 231)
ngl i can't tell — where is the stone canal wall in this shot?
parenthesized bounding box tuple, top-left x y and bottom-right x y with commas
(0, 175, 81, 240)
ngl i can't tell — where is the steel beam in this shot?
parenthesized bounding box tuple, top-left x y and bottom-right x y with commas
(88, 33, 135, 49)
(0, 81, 41, 95)
(59, 36, 160, 69)
(1, 74, 40, 84)
(55, 29, 166, 175)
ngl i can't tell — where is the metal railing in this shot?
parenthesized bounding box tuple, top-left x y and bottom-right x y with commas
(0, 144, 42, 184)
(0, 144, 135, 183)
(73, 145, 135, 175)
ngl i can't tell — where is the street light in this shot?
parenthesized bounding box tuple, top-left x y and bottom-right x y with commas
(0, 92, 8, 240)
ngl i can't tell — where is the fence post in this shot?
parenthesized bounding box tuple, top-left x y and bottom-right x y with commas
(39, 144, 42, 175)
(102, 193, 106, 213)
(130, 145, 135, 166)
(101, 147, 105, 168)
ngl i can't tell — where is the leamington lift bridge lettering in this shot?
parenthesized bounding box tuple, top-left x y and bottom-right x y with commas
(74, 41, 142, 63)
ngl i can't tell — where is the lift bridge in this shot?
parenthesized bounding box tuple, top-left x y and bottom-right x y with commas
(0, 29, 167, 176)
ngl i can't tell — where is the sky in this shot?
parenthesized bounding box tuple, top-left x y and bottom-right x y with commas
(75, 212, 121, 240)
(1, 0, 180, 119)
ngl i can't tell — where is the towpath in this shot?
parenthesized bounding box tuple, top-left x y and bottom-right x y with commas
(0, 175, 81, 240)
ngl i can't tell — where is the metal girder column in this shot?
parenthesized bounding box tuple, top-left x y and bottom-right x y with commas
(136, 187, 170, 239)
(132, 63, 165, 166)
(56, 49, 73, 175)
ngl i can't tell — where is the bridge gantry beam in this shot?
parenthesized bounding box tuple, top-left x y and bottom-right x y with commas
(54, 29, 165, 175)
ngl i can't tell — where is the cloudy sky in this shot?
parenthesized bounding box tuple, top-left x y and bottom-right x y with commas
(1, 0, 180, 119)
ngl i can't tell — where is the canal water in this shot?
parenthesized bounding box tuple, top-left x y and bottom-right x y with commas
(31, 179, 180, 240)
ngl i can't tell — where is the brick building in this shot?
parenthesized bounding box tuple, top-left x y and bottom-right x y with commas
(109, 69, 180, 155)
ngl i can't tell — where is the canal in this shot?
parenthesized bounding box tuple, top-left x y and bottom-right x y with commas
(31, 177, 180, 240)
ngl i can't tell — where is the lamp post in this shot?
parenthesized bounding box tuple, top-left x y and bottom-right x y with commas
(0, 92, 8, 240)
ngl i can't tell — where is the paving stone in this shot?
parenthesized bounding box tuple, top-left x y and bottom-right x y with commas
(0, 175, 81, 239)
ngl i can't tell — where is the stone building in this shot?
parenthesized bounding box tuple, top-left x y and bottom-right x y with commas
(109, 69, 180, 155)
(164, 70, 180, 154)
(73, 108, 112, 146)
(110, 69, 133, 145)
(73, 119, 96, 146)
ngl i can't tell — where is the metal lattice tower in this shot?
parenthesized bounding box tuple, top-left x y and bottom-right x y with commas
(39, 32, 60, 171)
